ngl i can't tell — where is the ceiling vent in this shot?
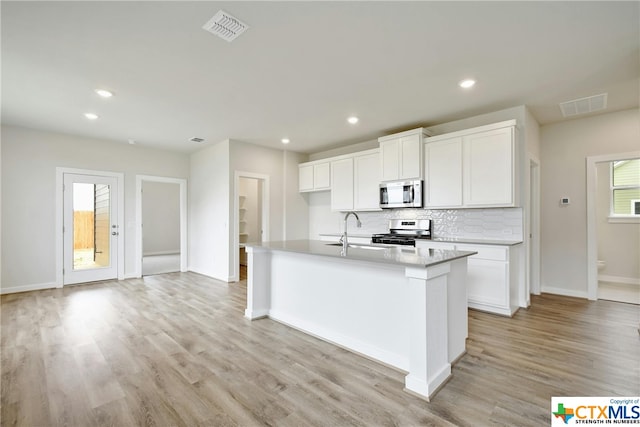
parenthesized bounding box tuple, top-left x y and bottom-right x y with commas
(189, 137, 205, 143)
(559, 93, 608, 118)
(202, 10, 248, 42)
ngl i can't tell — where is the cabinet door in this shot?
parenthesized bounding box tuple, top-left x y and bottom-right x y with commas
(314, 162, 331, 190)
(424, 137, 463, 208)
(299, 164, 314, 192)
(354, 152, 381, 211)
(399, 134, 422, 179)
(380, 139, 400, 181)
(465, 258, 509, 308)
(331, 158, 354, 211)
(463, 127, 514, 206)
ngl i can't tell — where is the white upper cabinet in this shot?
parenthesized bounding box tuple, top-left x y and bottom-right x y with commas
(463, 127, 514, 206)
(379, 128, 431, 181)
(353, 150, 381, 211)
(330, 157, 354, 211)
(298, 160, 331, 192)
(424, 120, 517, 208)
(424, 137, 463, 208)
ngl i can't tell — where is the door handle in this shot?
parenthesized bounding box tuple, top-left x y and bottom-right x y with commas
(112, 232, 119, 236)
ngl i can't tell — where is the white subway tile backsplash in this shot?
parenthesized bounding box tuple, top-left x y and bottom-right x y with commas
(353, 207, 523, 240)
(308, 193, 523, 241)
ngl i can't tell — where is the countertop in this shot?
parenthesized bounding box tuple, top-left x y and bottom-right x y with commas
(245, 239, 476, 268)
(319, 233, 522, 246)
(430, 237, 523, 246)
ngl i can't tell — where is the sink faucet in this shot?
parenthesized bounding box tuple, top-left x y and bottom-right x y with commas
(341, 211, 362, 253)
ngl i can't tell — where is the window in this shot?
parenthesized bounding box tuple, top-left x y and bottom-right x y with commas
(610, 158, 640, 220)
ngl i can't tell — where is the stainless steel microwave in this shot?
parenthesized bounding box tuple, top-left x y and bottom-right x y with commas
(379, 179, 423, 208)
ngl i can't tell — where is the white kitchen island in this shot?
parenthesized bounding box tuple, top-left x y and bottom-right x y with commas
(244, 240, 476, 401)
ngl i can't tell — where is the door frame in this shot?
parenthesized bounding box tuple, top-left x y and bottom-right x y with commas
(55, 167, 125, 287)
(135, 175, 188, 277)
(586, 150, 640, 300)
(232, 171, 270, 282)
(527, 155, 541, 297)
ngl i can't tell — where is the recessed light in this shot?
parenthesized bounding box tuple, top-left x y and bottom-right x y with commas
(95, 89, 113, 98)
(459, 79, 476, 89)
(84, 113, 99, 120)
(347, 116, 359, 124)
(281, 138, 290, 144)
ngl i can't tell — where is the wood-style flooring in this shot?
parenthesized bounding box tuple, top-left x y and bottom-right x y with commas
(2, 272, 639, 426)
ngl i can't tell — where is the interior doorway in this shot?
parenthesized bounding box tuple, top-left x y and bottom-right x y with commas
(135, 175, 188, 277)
(234, 172, 269, 282)
(586, 151, 640, 302)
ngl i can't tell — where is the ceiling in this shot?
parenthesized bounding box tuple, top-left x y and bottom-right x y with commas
(2, 1, 638, 154)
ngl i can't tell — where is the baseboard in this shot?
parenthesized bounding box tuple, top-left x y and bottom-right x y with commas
(143, 251, 180, 257)
(598, 275, 640, 286)
(1, 281, 57, 295)
(186, 267, 228, 283)
(541, 285, 588, 299)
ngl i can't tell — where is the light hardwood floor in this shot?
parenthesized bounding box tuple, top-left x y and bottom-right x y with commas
(2, 272, 639, 426)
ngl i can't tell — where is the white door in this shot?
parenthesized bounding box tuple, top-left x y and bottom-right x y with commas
(63, 173, 119, 284)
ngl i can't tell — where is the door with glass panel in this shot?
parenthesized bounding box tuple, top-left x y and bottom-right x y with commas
(63, 173, 119, 284)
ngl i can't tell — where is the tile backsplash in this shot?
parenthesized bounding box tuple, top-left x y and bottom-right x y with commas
(309, 192, 523, 240)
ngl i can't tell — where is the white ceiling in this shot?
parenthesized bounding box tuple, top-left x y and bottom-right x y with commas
(2, 1, 638, 154)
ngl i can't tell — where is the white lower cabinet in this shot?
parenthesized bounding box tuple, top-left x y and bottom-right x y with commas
(416, 241, 521, 316)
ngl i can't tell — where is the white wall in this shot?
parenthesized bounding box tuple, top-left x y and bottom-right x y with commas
(1, 125, 189, 292)
(228, 141, 309, 280)
(188, 139, 230, 280)
(596, 162, 639, 282)
(283, 150, 310, 241)
(142, 181, 180, 255)
(540, 108, 640, 296)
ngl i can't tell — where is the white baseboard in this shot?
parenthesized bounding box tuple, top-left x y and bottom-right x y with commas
(186, 266, 228, 283)
(1, 281, 57, 295)
(598, 275, 640, 286)
(143, 251, 180, 257)
(541, 286, 588, 299)
(269, 309, 409, 371)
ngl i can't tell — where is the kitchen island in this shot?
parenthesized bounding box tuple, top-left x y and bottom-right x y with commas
(244, 240, 476, 401)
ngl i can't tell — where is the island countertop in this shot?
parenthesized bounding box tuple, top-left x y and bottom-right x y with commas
(245, 239, 476, 268)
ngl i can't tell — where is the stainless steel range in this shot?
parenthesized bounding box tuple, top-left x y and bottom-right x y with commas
(371, 219, 432, 246)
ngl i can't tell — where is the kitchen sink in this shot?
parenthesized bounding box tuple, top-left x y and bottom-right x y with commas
(325, 243, 387, 251)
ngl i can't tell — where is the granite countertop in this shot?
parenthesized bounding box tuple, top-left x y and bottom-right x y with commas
(245, 240, 476, 268)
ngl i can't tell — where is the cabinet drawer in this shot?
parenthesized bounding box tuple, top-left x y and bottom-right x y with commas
(456, 244, 507, 261)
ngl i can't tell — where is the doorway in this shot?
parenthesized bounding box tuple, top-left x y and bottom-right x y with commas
(57, 169, 124, 286)
(587, 151, 640, 301)
(234, 172, 269, 282)
(135, 175, 188, 277)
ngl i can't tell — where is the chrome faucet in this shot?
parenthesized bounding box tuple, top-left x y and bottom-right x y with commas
(341, 211, 362, 253)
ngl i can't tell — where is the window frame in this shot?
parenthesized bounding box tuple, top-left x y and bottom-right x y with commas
(608, 159, 640, 223)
